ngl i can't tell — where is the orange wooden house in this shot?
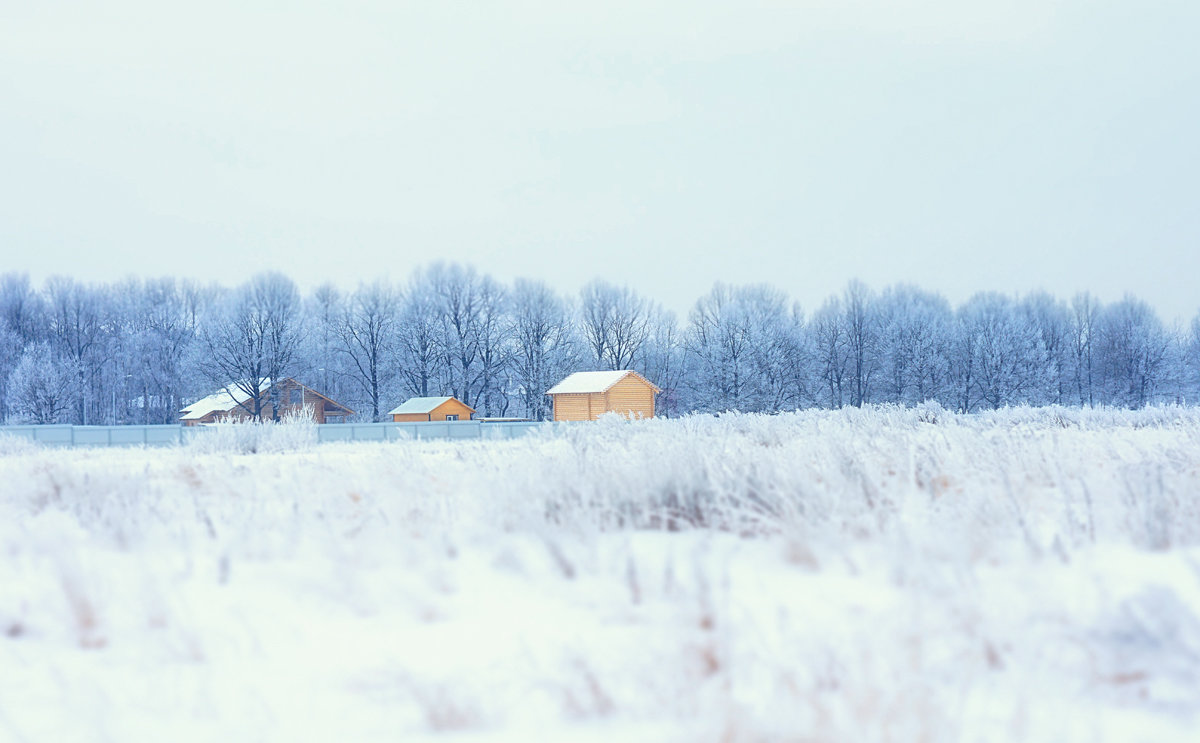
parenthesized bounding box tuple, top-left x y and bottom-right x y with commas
(546, 370, 660, 421)
(388, 396, 476, 422)
(180, 378, 353, 425)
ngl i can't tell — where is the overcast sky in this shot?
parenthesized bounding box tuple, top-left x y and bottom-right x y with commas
(1, 1, 1197, 321)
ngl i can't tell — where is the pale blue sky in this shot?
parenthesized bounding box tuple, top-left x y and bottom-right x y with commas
(1, 1, 1197, 320)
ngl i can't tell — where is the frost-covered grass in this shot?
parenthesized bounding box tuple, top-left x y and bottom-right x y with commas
(2, 407, 1200, 742)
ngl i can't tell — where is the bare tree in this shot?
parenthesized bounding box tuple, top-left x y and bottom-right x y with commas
(0, 320, 22, 422)
(396, 274, 443, 399)
(1020, 291, 1071, 405)
(5, 343, 75, 424)
(1096, 296, 1171, 408)
(469, 276, 510, 417)
(0, 273, 44, 345)
(301, 283, 345, 397)
(876, 285, 953, 405)
(127, 278, 197, 423)
(810, 297, 849, 409)
(641, 306, 685, 417)
(198, 272, 302, 421)
(45, 277, 107, 424)
(579, 280, 651, 371)
(508, 279, 576, 420)
(1069, 292, 1100, 407)
(841, 280, 881, 408)
(427, 263, 486, 407)
(1188, 313, 1200, 403)
(337, 281, 400, 422)
(958, 292, 1045, 410)
(684, 284, 797, 412)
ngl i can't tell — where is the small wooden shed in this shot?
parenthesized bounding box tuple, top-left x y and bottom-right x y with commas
(546, 370, 661, 422)
(388, 396, 476, 422)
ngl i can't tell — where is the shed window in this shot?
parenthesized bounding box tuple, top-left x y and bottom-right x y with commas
(445, 414, 459, 421)
(290, 389, 302, 404)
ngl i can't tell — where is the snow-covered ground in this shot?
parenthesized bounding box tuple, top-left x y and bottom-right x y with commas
(3, 406, 1200, 742)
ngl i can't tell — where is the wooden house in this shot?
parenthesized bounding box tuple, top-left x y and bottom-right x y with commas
(180, 378, 353, 426)
(546, 370, 661, 421)
(388, 396, 476, 422)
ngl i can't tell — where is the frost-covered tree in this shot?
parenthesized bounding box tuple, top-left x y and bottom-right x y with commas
(684, 284, 797, 413)
(469, 276, 510, 417)
(946, 306, 978, 412)
(45, 277, 108, 424)
(640, 307, 685, 417)
(1020, 291, 1072, 405)
(0, 320, 22, 423)
(1187, 313, 1200, 403)
(119, 278, 198, 424)
(1069, 292, 1101, 407)
(579, 280, 651, 371)
(396, 273, 444, 399)
(876, 285, 953, 405)
(300, 283, 344, 395)
(422, 263, 502, 410)
(198, 272, 303, 421)
(809, 297, 850, 409)
(5, 343, 76, 424)
(0, 273, 44, 346)
(507, 279, 577, 420)
(338, 281, 400, 422)
(959, 292, 1046, 410)
(841, 280, 882, 408)
(1096, 296, 1171, 408)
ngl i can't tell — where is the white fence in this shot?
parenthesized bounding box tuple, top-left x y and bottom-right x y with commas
(0, 421, 551, 448)
(317, 421, 549, 443)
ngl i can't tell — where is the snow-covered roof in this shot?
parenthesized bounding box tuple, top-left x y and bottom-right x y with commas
(546, 370, 661, 395)
(180, 379, 271, 421)
(387, 396, 474, 415)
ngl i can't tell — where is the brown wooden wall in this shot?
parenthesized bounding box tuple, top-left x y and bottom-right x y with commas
(604, 375, 655, 419)
(392, 398, 475, 422)
(188, 380, 348, 424)
(551, 377, 656, 421)
(552, 393, 596, 421)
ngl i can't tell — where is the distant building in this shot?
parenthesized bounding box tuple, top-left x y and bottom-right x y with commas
(388, 396, 476, 422)
(180, 378, 353, 426)
(546, 370, 660, 421)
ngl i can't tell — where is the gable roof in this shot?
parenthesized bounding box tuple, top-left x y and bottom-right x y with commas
(546, 370, 661, 395)
(180, 377, 355, 420)
(180, 379, 271, 421)
(387, 396, 475, 416)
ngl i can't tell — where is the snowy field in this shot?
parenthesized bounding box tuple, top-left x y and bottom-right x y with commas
(2, 407, 1200, 742)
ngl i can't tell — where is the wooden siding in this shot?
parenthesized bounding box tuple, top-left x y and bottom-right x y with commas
(184, 379, 351, 425)
(392, 398, 475, 422)
(430, 398, 474, 421)
(553, 393, 592, 422)
(550, 373, 657, 421)
(604, 375, 655, 419)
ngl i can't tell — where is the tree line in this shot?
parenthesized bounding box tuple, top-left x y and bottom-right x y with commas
(1, 267, 1198, 424)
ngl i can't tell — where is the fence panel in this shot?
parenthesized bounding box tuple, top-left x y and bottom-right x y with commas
(0, 420, 555, 448)
(33, 426, 73, 445)
(72, 427, 111, 446)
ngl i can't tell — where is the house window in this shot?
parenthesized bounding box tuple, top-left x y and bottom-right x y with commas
(445, 414, 458, 421)
(290, 389, 302, 404)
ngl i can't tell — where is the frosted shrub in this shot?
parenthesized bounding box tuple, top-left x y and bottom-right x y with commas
(185, 413, 317, 455)
(0, 433, 37, 456)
